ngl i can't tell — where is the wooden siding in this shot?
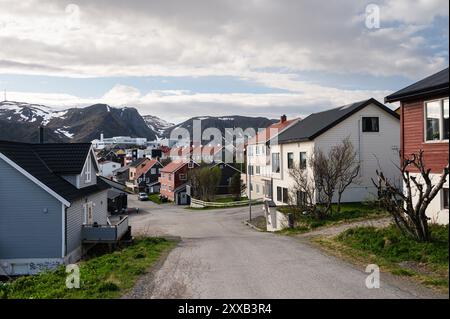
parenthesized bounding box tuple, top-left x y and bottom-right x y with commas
(0, 157, 62, 259)
(401, 97, 449, 173)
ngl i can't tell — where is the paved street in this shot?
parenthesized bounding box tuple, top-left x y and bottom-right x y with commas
(124, 196, 445, 299)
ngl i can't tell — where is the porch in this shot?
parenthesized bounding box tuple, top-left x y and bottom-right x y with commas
(81, 215, 131, 244)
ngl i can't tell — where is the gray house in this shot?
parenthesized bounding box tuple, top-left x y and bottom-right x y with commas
(0, 140, 130, 276)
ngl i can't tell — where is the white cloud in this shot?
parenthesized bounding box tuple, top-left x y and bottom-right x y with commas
(7, 82, 394, 124)
(0, 0, 447, 81)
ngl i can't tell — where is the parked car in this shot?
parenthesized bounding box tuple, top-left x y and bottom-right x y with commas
(138, 192, 148, 201)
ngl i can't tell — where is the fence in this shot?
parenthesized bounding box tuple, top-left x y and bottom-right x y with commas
(191, 198, 263, 208)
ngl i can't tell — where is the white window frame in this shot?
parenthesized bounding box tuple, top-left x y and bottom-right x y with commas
(83, 202, 94, 225)
(424, 97, 449, 143)
(84, 158, 92, 183)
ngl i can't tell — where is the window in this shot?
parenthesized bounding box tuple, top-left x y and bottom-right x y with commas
(287, 152, 294, 169)
(151, 168, 156, 174)
(297, 191, 307, 206)
(272, 153, 280, 173)
(179, 173, 187, 181)
(255, 166, 260, 175)
(168, 174, 172, 181)
(443, 188, 449, 210)
(299, 152, 307, 169)
(255, 145, 260, 155)
(85, 159, 91, 183)
(362, 117, 379, 132)
(248, 146, 254, 156)
(425, 98, 449, 141)
(277, 186, 282, 202)
(282, 188, 289, 204)
(256, 184, 260, 194)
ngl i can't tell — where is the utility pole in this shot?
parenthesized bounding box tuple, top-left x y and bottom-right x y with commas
(248, 163, 252, 221)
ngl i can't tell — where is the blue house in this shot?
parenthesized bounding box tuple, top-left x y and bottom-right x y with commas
(0, 140, 130, 276)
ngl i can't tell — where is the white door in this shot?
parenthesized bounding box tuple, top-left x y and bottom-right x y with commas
(84, 202, 94, 224)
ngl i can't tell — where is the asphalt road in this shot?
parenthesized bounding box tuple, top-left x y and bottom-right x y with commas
(125, 196, 445, 299)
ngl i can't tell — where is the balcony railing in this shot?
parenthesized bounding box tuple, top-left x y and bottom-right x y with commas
(82, 216, 129, 243)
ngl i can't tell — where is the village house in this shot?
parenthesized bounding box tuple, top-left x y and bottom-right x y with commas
(385, 67, 449, 224)
(263, 98, 400, 206)
(0, 140, 130, 276)
(246, 115, 300, 200)
(159, 160, 199, 204)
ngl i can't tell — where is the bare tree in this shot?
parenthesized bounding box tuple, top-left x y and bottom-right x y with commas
(188, 165, 222, 201)
(372, 150, 448, 242)
(310, 149, 338, 217)
(331, 137, 360, 212)
(288, 164, 318, 216)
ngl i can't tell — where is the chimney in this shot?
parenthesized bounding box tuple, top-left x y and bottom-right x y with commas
(39, 126, 44, 144)
(280, 114, 287, 123)
(100, 133, 104, 141)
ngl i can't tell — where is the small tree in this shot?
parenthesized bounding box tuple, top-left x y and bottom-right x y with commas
(188, 165, 222, 201)
(229, 172, 245, 200)
(331, 137, 360, 212)
(372, 150, 448, 242)
(288, 163, 320, 218)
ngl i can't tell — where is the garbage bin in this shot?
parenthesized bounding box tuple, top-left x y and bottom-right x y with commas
(287, 213, 294, 228)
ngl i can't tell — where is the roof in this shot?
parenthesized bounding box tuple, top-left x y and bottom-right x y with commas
(248, 118, 299, 145)
(385, 67, 449, 103)
(0, 140, 108, 204)
(31, 143, 93, 174)
(160, 160, 187, 173)
(129, 157, 147, 168)
(276, 98, 399, 144)
(98, 176, 132, 193)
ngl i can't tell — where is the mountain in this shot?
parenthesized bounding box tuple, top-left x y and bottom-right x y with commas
(162, 115, 278, 139)
(0, 101, 278, 144)
(0, 101, 157, 143)
(142, 115, 174, 138)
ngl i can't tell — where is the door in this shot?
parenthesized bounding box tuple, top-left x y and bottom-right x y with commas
(84, 202, 94, 224)
(179, 192, 188, 205)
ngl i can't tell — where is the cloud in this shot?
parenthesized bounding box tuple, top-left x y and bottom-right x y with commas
(0, 0, 447, 82)
(7, 82, 394, 124)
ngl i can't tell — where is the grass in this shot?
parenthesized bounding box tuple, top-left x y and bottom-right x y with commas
(0, 237, 176, 299)
(313, 224, 449, 292)
(278, 202, 388, 235)
(214, 196, 248, 203)
(148, 193, 162, 204)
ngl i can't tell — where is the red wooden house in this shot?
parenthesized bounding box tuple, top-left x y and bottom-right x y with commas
(159, 160, 198, 204)
(385, 67, 449, 224)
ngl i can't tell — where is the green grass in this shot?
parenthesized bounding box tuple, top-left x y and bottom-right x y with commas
(214, 196, 248, 203)
(0, 237, 176, 299)
(148, 193, 162, 204)
(313, 224, 449, 292)
(278, 202, 388, 235)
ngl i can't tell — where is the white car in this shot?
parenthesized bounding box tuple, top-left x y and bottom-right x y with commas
(138, 192, 148, 201)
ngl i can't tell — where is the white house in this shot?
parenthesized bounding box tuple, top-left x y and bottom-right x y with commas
(265, 98, 401, 206)
(98, 160, 121, 178)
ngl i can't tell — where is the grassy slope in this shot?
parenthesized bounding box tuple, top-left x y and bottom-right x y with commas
(313, 224, 449, 293)
(1, 238, 176, 299)
(148, 194, 162, 204)
(278, 202, 388, 234)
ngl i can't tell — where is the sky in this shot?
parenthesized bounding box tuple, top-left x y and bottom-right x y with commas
(0, 0, 448, 124)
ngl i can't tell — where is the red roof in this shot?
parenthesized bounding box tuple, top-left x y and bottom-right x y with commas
(160, 160, 187, 173)
(248, 118, 300, 145)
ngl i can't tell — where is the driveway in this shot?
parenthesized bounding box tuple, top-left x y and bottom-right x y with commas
(124, 196, 445, 299)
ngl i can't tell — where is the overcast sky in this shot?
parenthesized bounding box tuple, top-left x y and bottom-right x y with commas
(0, 0, 448, 123)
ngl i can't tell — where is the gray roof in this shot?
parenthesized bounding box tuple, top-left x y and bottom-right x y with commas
(385, 67, 449, 103)
(0, 140, 108, 203)
(275, 98, 399, 144)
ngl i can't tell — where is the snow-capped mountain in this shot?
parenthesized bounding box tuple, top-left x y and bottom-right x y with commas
(142, 115, 174, 138)
(0, 101, 277, 144)
(161, 115, 277, 139)
(0, 101, 157, 143)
